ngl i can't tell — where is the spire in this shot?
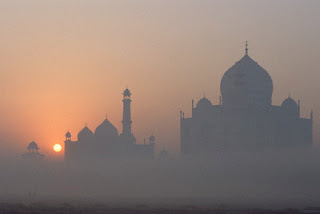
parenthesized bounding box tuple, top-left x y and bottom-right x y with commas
(245, 41, 248, 55)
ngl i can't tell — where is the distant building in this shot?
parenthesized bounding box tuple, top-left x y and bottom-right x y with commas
(65, 88, 155, 161)
(180, 43, 313, 155)
(22, 141, 45, 160)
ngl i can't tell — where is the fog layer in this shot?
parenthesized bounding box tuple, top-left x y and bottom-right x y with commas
(1, 150, 319, 209)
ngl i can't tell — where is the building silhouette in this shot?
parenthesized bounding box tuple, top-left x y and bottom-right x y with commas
(22, 141, 45, 160)
(65, 88, 155, 161)
(180, 43, 313, 154)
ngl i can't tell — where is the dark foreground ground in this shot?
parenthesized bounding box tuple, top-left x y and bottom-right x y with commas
(1, 202, 318, 214)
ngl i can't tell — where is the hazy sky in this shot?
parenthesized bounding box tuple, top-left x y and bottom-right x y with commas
(0, 0, 320, 158)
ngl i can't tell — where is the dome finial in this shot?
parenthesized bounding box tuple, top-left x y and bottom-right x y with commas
(245, 41, 248, 55)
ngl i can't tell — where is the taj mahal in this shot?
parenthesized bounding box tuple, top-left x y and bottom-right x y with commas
(180, 43, 313, 155)
(22, 43, 314, 161)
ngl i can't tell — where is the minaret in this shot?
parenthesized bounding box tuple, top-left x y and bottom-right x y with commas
(64, 131, 72, 162)
(122, 88, 132, 136)
(65, 131, 71, 141)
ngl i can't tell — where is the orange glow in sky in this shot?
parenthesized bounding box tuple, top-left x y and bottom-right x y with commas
(0, 1, 319, 160)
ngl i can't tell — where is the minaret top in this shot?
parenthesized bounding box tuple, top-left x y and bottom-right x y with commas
(123, 88, 131, 97)
(245, 41, 248, 55)
(65, 130, 71, 139)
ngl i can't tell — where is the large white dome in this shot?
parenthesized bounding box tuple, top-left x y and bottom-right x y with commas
(220, 54, 273, 111)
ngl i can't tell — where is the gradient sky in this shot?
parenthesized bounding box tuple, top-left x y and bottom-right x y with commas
(0, 0, 320, 159)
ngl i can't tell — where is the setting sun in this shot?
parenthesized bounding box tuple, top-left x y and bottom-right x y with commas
(53, 144, 62, 152)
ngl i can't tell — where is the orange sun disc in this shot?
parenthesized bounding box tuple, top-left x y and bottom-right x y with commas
(53, 144, 62, 152)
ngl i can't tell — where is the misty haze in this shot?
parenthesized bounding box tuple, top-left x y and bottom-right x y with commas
(0, 0, 320, 213)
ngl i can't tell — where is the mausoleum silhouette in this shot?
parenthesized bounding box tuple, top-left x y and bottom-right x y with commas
(180, 43, 313, 154)
(65, 88, 155, 161)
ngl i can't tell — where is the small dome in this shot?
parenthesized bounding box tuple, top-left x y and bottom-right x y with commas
(281, 97, 298, 109)
(123, 88, 131, 97)
(95, 117, 118, 140)
(27, 141, 39, 150)
(78, 126, 94, 141)
(65, 131, 71, 138)
(196, 97, 212, 109)
(281, 97, 299, 118)
(149, 135, 155, 142)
